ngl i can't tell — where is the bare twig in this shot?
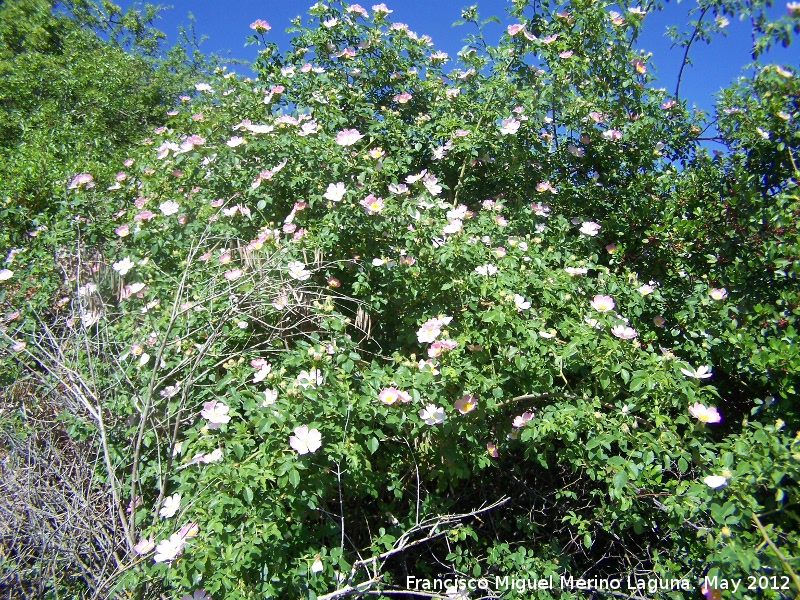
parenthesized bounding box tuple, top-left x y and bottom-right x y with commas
(318, 497, 509, 600)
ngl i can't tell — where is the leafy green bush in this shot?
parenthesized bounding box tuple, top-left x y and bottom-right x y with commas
(0, 0, 216, 324)
(2, 1, 799, 598)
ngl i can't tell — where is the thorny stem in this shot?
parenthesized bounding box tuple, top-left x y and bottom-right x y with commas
(787, 145, 799, 177)
(675, 6, 709, 100)
(131, 238, 197, 526)
(494, 391, 579, 410)
(752, 513, 800, 597)
(402, 436, 421, 525)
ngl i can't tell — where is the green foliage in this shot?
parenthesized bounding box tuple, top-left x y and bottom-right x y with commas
(0, 0, 218, 395)
(2, 0, 799, 599)
(0, 0, 215, 242)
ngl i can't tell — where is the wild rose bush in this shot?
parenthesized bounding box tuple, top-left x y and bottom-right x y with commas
(3, 0, 800, 598)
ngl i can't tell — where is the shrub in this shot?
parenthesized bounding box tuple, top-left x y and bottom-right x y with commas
(2, 1, 799, 598)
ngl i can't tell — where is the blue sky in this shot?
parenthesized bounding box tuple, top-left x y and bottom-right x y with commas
(127, 0, 796, 117)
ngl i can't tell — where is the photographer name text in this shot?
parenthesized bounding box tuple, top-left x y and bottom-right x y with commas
(407, 574, 694, 594)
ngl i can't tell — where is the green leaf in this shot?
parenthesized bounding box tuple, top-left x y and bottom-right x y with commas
(288, 468, 300, 488)
(613, 470, 628, 491)
(586, 437, 602, 450)
(366, 437, 379, 454)
(232, 442, 244, 460)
